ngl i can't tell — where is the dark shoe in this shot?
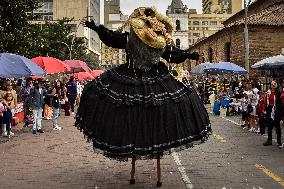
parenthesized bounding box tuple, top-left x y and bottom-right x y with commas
(241, 124, 246, 128)
(263, 140, 272, 146)
(32, 130, 36, 134)
(37, 129, 44, 133)
(156, 181, 162, 187)
(129, 179, 135, 185)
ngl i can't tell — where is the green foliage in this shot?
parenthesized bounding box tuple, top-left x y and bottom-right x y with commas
(82, 53, 102, 70)
(0, 1, 89, 62)
(0, 0, 40, 54)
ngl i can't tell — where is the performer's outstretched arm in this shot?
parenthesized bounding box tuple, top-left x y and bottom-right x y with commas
(162, 45, 199, 63)
(83, 20, 128, 49)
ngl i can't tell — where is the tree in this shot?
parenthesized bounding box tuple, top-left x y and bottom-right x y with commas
(28, 18, 88, 60)
(0, 0, 39, 54)
(82, 53, 102, 70)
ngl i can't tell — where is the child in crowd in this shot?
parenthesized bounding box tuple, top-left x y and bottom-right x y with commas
(0, 101, 4, 135)
(2, 92, 15, 138)
(240, 94, 250, 129)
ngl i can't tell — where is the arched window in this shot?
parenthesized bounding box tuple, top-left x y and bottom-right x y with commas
(176, 38, 181, 49)
(208, 47, 213, 63)
(176, 20, 181, 31)
(224, 42, 231, 62)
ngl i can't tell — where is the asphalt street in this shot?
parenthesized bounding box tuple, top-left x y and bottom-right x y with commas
(0, 108, 283, 189)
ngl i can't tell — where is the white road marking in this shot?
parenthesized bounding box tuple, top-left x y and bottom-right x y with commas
(219, 115, 278, 143)
(172, 152, 194, 189)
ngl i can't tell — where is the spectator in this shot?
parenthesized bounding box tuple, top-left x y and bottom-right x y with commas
(263, 80, 282, 147)
(43, 80, 53, 120)
(66, 76, 77, 115)
(6, 81, 17, 116)
(15, 79, 23, 102)
(0, 101, 5, 136)
(256, 91, 266, 135)
(2, 92, 15, 138)
(51, 81, 64, 130)
(29, 79, 45, 134)
(21, 78, 33, 127)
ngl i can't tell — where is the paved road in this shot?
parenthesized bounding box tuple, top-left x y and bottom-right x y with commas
(0, 109, 283, 189)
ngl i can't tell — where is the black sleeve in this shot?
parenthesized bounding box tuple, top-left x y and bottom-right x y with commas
(93, 25, 128, 49)
(162, 45, 199, 64)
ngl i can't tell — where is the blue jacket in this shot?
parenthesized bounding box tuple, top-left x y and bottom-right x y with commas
(29, 87, 44, 110)
(66, 81, 77, 100)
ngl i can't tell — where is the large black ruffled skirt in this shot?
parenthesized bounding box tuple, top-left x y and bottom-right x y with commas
(75, 62, 211, 161)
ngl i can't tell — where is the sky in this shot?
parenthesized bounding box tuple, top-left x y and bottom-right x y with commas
(100, 0, 203, 24)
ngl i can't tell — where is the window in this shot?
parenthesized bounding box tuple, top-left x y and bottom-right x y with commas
(188, 21, 191, 25)
(224, 42, 231, 62)
(176, 20, 181, 31)
(208, 48, 213, 62)
(202, 21, 208, 25)
(176, 39, 180, 49)
(210, 21, 217, 25)
(193, 21, 200, 25)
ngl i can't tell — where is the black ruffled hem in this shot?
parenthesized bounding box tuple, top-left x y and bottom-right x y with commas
(75, 118, 212, 161)
(88, 63, 192, 106)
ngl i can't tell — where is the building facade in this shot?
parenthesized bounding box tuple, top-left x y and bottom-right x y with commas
(188, 0, 242, 46)
(202, 0, 242, 14)
(188, 0, 284, 77)
(167, 0, 189, 50)
(32, 0, 100, 57)
(188, 13, 229, 46)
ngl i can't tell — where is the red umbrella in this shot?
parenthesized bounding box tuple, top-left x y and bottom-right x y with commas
(73, 72, 94, 81)
(91, 70, 104, 78)
(64, 60, 92, 73)
(32, 56, 71, 74)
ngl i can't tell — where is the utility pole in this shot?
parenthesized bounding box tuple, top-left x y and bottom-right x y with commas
(244, 0, 251, 79)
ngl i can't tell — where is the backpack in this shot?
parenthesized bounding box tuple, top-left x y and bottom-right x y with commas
(247, 104, 253, 113)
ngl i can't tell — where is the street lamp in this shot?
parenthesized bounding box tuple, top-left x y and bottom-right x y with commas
(58, 41, 72, 60)
(244, 0, 252, 79)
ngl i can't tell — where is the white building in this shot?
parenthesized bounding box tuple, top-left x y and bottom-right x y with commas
(166, 0, 189, 50)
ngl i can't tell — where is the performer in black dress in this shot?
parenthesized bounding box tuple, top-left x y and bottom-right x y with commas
(76, 7, 211, 187)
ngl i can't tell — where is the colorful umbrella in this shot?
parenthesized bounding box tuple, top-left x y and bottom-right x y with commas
(73, 72, 94, 81)
(32, 56, 71, 74)
(64, 60, 92, 73)
(190, 62, 213, 74)
(204, 62, 247, 74)
(0, 53, 46, 78)
(90, 70, 104, 78)
(251, 55, 284, 69)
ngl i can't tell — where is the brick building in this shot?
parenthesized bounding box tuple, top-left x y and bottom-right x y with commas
(187, 0, 284, 77)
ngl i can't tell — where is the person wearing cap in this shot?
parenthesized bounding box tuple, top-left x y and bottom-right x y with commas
(77, 7, 211, 186)
(29, 78, 45, 134)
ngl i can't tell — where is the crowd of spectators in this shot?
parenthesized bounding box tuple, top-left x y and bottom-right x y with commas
(187, 76, 284, 148)
(0, 76, 86, 138)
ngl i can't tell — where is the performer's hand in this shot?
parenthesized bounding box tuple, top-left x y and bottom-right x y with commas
(81, 19, 97, 31)
(188, 52, 199, 61)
